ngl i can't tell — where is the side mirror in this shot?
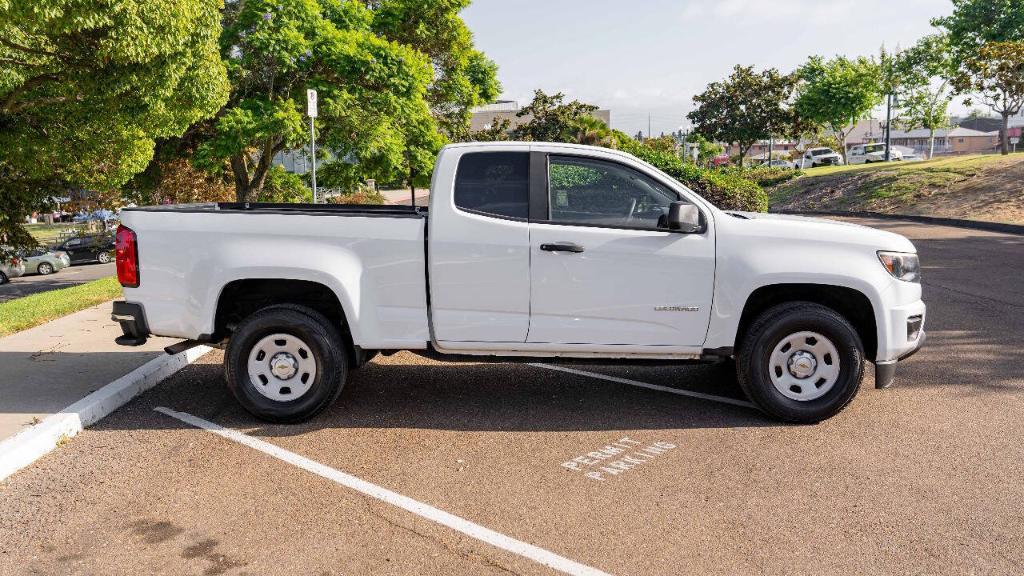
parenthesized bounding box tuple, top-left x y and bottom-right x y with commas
(666, 202, 703, 233)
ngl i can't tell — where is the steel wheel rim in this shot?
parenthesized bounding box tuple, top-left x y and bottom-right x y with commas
(39, 263, 52, 274)
(768, 330, 840, 401)
(246, 333, 317, 402)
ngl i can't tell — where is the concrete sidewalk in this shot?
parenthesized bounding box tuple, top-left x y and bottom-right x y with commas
(0, 301, 178, 443)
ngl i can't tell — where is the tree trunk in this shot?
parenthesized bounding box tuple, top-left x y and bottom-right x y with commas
(1001, 113, 1010, 155)
(229, 154, 251, 202)
(928, 128, 935, 159)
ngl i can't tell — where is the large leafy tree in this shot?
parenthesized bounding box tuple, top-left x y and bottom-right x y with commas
(895, 35, 955, 159)
(687, 65, 798, 165)
(510, 90, 600, 142)
(367, 0, 500, 140)
(795, 56, 882, 159)
(953, 41, 1024, 154)
(193, 0, 438, 202)
(932, 0, 1024, 63)
(0, 0, 228, 249)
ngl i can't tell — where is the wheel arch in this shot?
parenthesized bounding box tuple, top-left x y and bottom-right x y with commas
(212, 278, 359, 365)
(735, 283, 878, 361)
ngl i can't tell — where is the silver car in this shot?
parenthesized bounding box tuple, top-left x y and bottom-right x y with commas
(1, 256, 27, 284)
(21, 247, 70, 275)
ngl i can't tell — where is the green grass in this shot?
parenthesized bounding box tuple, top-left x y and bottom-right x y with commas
(0, 276, 121, 337)
(23, 223, 86, 246)
(797, 154, 1000, 177)
(770, 154, 1012, 205)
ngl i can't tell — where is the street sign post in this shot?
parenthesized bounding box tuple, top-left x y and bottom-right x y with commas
(307, 89, 318, 203)
(1012, 136, 1020, 153)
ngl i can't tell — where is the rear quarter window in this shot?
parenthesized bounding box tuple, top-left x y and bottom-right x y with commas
(453, 152, 529, 220)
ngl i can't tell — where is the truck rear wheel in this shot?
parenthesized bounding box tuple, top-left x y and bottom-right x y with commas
(737, 302, 864, 423)
(225, 305, 347, 423)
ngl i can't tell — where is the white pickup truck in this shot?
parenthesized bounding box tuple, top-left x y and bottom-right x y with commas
(112, 142, 925, 424)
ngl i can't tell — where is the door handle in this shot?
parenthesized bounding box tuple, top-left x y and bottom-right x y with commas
(540, 242, 585, 253)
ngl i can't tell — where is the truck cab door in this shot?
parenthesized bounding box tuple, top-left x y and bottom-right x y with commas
(428, 149, 532, 343)
(527, 154, 715, 347)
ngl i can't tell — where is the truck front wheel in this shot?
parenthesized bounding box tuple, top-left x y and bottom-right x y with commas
(737, 302, 864, 423)
(225, 305, 347, 423)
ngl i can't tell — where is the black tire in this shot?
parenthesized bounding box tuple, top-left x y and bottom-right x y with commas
(736, 302, 864, 424)
(0, 271, 7, 285)
(97, 251, 112, 264)
(225, 305, 347, 423)
(37, 262, 54, 275)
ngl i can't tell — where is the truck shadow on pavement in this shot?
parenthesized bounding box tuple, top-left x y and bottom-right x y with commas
(98, 356, 782, 436)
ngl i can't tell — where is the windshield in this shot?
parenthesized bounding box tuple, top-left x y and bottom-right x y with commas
(810, 149, 832, 156)
(864, 144, 886, 153)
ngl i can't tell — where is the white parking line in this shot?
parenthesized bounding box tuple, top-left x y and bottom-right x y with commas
(154, 407, 611, 576)
(528, 364, 757, 409)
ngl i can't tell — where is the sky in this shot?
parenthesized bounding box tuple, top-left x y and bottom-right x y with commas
(461, 0, 959, 137)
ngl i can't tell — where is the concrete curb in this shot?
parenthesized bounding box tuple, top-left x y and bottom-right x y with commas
(0, 345, 212, 482)
(770, 209, 1024, 236)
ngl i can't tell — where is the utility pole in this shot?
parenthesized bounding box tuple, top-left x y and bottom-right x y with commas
(306, 89, 318, 203)
(884, 93, 893, 162)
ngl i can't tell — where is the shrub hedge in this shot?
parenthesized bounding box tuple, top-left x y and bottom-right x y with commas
(614, 137, 769, 212)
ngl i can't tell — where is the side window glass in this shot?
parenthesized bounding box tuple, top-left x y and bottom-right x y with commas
(453, 152, 529, 219)
(548, 156, 680, 229)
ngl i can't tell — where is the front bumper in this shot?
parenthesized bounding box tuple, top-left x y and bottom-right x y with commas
(111, 301, 150, 346)
(874, 330, 926, 388)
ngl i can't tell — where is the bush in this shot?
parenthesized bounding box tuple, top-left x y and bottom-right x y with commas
(260, 166, 312, 203)
(327, 188, 386, 205)
(613, 133, 768, 212)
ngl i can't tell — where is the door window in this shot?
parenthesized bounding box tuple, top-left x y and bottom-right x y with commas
(548, 156, 679, 229)
(453, 152, 529, 219)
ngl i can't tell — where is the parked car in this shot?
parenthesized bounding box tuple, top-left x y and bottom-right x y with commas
(113, 142, 926, 426)
(20, 247, 70, 275)
(848, 143, 903, 164)
(1, 256, 27, 284)
(795, 147, 844, 168)
(56, 234, 115, 264)
(758, 159, 795, 169)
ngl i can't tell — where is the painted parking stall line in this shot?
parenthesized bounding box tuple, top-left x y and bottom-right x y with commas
(529, 363, 756, 409)
(154, 407, 611, 576)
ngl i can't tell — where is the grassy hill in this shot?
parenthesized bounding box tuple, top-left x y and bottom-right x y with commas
(769, 154, 1024, 225)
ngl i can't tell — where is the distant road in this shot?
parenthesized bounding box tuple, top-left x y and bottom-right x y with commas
(0, 263, 115, 303)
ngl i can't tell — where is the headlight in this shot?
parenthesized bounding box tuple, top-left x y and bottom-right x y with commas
(878, 251, 920, 282)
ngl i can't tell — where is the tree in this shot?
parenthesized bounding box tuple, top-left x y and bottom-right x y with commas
(468, 117, 512, 141)
(0, 0, 228, 249)
(368, 0, 500, 140)
(573, 115, 613, 147)
(509, 90, 600, 142)
(193, 0, 439, 202)
(896, 35, 955, 159)
(687, 65, 798, 167)
(953, 41, 1024, 154)
(932, 0, 1024, 63)
(795, 56, 883, 160)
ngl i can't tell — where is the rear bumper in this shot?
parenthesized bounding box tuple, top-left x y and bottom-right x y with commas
(111, 301, 150, 346)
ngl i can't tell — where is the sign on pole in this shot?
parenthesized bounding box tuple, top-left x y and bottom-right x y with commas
(307, 89, 318, 203)
(306, 89, 318, 118)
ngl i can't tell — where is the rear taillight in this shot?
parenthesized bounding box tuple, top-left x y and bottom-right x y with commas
(115, 225, 139, 287)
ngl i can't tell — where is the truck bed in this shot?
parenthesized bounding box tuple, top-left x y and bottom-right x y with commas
(124, 202, 426, 217)
(120, 203, 430, 349)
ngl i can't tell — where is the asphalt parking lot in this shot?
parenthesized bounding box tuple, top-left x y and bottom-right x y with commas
(0, 262, 115, 303)
(1, 218, 1022, 575)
